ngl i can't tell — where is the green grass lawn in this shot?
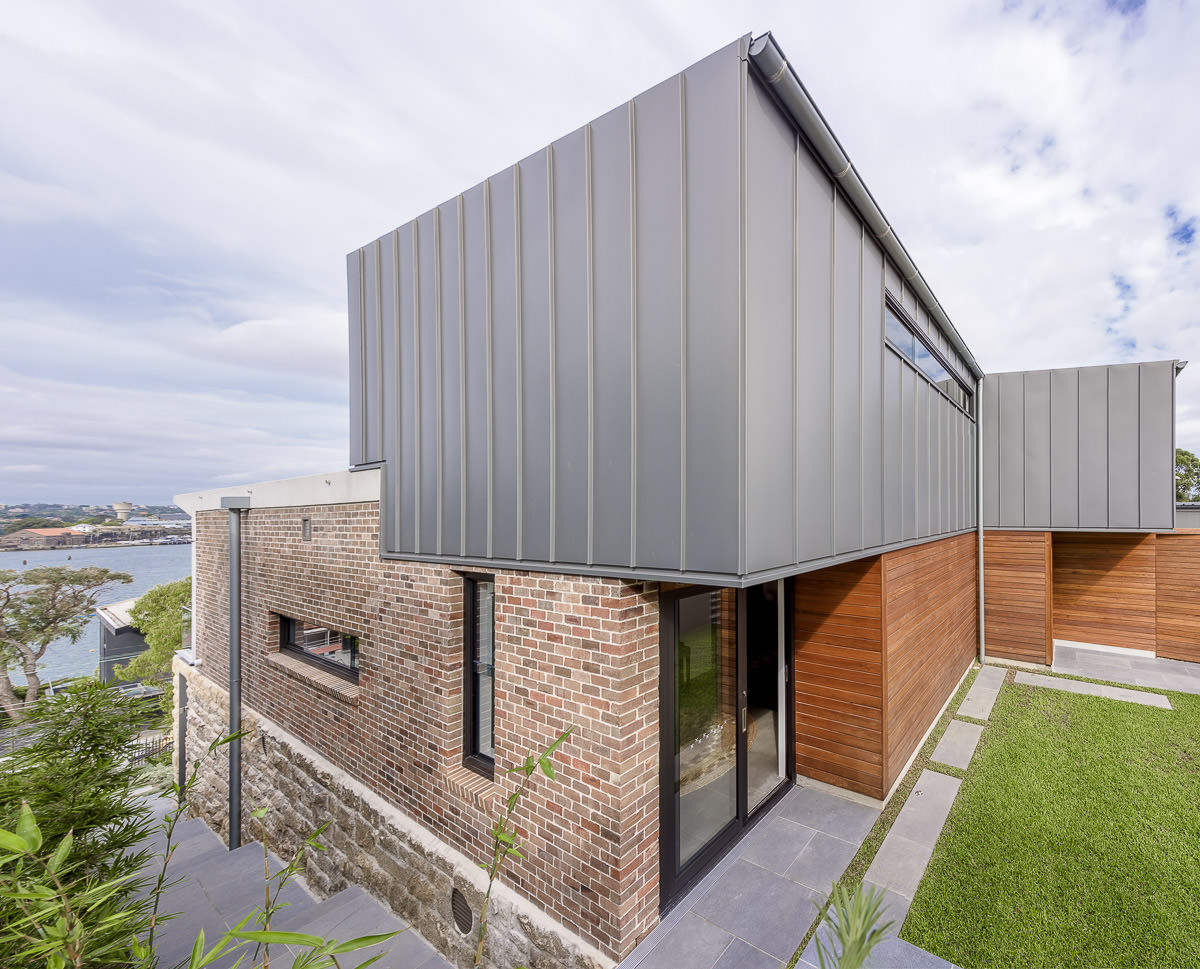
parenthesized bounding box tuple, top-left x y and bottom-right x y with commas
(903, 677, 1200, 968)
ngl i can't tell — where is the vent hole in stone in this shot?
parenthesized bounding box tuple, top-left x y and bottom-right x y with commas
(451, 887, 473, 935)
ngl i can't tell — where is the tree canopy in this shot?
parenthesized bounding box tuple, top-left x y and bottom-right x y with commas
(0, 567, 132, 720)
(1177, 448, 1200, 502)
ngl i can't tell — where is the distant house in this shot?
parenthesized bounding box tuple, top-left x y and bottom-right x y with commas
(174, 32, 1196, 969)
(0, 527, 89, 550)
(97, 598, 149, 682)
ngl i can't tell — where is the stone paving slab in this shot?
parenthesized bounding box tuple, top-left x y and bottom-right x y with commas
(1015, 671, 1172, 708)
(800, 928, 960, 968)
(931, 719, 984, 769)
(958, 665, 1006, 720)
(886, 770, 961, 850)
(1054, 644, 1200, 696)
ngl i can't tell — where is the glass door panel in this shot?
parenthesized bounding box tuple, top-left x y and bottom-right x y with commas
(675, 588, 738, 869)
(745, 581, 786, 813)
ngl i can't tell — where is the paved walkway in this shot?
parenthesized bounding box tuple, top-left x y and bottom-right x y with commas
(1053, 642, 1200, 695)
(618, 784, 880, 969)
(141, 797, 450, 969)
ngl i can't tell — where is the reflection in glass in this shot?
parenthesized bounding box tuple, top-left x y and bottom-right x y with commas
(676, 589, 737, 868)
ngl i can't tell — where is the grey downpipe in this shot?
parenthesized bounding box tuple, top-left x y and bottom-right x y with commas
(746, 33, 983, 381)
(976, 376, 986, 664)
(221, 497, 250, 849)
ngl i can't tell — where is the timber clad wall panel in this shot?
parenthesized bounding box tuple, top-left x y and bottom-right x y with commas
(1052, 533, 1157, 651)
(883, 533, 977, 790)
(1156, 531, 1200, 663)
(983, 531, 1052, 664)
(793, 557, 885, 799)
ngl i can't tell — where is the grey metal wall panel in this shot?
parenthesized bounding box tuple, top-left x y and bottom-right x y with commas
(416, 212, 441, 553)
(1049, 368, 1078, 528)
(883, 348, 903, 543)
(744, 71, 797, 573)
(686, 53, 742, 573)
(487, 170, 520, 560)
(998, 372, 1025, 526)
(1139, 361, 1175, 528)
(861, 240, 885, 548)
(588, 103, 633, 568)
(1176, 507, 1200, 528)
(361, 240, 382, 475)
(518, 154, 552, 562)
(1077, 366, 1109, 527)
(902, 365, 917, 540)
(794, 146, 834, 562)
(461, 184, 489, 557)
(551, 131, 591, 565)
(985, 361, 1177, 532)
(632, 74, 684, 570)
(438, 207, 462, 554)
(353, 36, 987, 582)
(1108, 364, 1141, 528)
(396, 228, 419, 553)
(982, 375, 999, 527)
(1023, 370, 1051, 525)
(347, 250, 365, 467)
(377, 234, 399, 550)
(832, 198, 863, 555)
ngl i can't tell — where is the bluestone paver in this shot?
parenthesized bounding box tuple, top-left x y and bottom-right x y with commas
(738, 815, 817, 874)
(886, 770, 961, 849)
(634, 912, 734, 969)
(863, 834, 933, 901)
(931, 719, 984, 769)
(801, 926, 960, 968)
(1054, 643, 1200, 695)
(958, 664, 1006, 720)
(777, 784, 881, 842)
(783, 830, 859, 892)
(1015, 671, 1172, 708)
(711, 937, 780, 969)
(691, 858, 821, 961)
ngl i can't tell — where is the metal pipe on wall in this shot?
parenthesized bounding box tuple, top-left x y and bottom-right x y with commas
(221, 496, 250, 849)
(976, 377, 986, 664)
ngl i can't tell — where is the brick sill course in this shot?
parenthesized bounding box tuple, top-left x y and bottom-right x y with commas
(265, 650, 361, 704)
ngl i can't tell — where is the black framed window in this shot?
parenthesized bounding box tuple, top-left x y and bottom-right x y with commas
(462, 574, 495, 777)
(279, 615, 359, 680)
(885, 300, 974, 412)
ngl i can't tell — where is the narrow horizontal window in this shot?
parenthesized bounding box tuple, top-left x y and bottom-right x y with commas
(885, 303, 973, 410)
(279, 615, 359, 680)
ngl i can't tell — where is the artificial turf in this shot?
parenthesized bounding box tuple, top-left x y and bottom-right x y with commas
(902, 678, 1200, 968)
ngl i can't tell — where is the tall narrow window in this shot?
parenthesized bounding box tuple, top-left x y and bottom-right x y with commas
(463, 575, 495, 776)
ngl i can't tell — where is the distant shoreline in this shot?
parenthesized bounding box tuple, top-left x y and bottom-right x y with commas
(0, 539, 192, 556)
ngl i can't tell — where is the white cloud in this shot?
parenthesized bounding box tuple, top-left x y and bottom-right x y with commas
(1, 0, 1198, 504)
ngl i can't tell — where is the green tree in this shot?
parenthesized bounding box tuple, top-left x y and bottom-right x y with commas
(1, 518, 65, 535)
(1176, 448, 1200, 502)
(117, 577, 191, 709)
(0, 567, 132, 720)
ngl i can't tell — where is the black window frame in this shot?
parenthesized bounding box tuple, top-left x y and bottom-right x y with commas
(884, 295, 976, 415)
(278, 614, 360, 683)
(462, 573, 496, 779)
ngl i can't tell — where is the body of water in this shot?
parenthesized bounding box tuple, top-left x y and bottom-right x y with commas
(1, 543, 192, 683)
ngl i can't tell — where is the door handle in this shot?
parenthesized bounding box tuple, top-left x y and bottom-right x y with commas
(741, 706, 747, 732)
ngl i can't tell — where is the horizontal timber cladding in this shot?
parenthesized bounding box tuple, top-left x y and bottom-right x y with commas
(982, 531, 1052, 665)
(1052, 532, 1157, 652)
(1155, 531, 1200, 663)
(793, 556, 885, 799)
(982, 361, 1177, 530)
(348, 34, 980, 582)
(881, 532, 977, 792)
(792, 533, 978, 801)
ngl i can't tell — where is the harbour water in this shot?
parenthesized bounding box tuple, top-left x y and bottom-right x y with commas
(0, 543, 192, 683)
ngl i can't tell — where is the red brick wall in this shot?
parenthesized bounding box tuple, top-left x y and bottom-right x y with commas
(192, 503, 660, 960)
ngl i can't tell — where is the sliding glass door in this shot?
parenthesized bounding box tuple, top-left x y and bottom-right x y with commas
(660, 582, 790, 906)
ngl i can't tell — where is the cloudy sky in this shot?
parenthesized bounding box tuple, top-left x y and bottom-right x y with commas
(2, 0, 1196, 505)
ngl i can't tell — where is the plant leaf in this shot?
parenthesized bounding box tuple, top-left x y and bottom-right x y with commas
(0, 828, 28, 853)
(232, 929, 325, 947)
(16, 803, 42, 853)
(329, 930, 403, 953)
(46, 832, 73, 874)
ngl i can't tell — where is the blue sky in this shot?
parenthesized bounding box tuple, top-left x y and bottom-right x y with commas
(2, 0, 1197, 504)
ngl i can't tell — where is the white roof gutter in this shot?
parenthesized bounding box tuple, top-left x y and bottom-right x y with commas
(748, 32, 984, 379)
